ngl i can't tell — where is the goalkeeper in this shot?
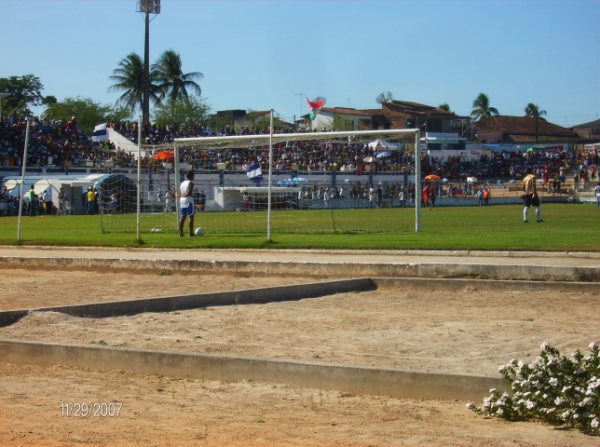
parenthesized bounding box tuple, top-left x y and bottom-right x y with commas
(522, 169, 543, 223)
(179, 170, 196, 237)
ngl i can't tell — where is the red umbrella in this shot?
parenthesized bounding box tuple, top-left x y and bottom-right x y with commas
(152, 150, 174, 161)
(424, 174, 441, 181)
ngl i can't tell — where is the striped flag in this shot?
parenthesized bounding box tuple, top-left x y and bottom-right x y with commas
(246, 162, 263, 185)
(91, 123, 108, 142)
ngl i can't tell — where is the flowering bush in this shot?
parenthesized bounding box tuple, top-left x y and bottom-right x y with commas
(468, 342, 599, 435)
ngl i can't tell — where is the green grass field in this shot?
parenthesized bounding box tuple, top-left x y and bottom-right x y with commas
(1, 203, 598, 251)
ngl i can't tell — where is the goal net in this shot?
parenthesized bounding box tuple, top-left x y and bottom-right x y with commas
(171, 128, 421, 237)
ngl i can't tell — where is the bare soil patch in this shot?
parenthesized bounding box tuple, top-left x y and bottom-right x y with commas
(0, 269, 598, 446)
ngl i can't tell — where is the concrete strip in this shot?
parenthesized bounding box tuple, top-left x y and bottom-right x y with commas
(373, 277, 600, 292)
(0, 278, 376, 326)
(0, 339, 505, 402)
(1, 255, 598, 281)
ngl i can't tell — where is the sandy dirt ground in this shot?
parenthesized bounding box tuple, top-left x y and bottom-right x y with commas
(1, 268, 599, 446)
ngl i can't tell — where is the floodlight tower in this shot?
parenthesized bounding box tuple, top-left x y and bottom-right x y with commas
(137, 0, 161, 125)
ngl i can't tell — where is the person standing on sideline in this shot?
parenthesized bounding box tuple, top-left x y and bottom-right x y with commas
(522, 169, 543, 223)
(594, 181, 600, 208)
(178, 170, 196, 237)
(483, 187, 491, 205)
(27, 184, 37, 216)
(422, 181, 431, 209)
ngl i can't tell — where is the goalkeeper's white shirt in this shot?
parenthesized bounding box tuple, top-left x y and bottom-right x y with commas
(180, 180, 194, 208)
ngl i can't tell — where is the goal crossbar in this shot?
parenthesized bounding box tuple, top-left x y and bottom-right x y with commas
(173, 128, 418, 149)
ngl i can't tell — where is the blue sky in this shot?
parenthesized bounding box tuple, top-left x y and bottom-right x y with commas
(2, 0, 599, 126)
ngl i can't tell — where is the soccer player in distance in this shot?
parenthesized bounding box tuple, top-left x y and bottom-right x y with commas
(522, 168, 543, 223)
(179, 170, 196, 236)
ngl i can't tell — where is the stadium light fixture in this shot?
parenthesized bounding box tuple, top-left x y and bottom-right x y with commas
(136, 0, 161, 125)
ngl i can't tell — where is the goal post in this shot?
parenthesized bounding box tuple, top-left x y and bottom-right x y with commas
(169, 123, 422, 238)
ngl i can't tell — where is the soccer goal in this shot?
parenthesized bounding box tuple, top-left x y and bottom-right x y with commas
(170, 115, 423, 239)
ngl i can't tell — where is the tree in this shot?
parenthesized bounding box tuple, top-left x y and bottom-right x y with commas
(470, 93, 499, 121)
(524, 103, 547, 143)
(42, 97, 112, 132)
(524, 103, 546, 118)
(0, 74, 45, 116)
(109, 53, 159, 118)
(153, 50, 203, 104)
(438, 103, 451, 112)
(375, 91, 393, 104)
(153, 96, 210, 128)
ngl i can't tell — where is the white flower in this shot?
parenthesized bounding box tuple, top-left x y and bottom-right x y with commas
(580, 397, 593, 407)
(466, 402, 475, 409)
(526, 400, 536, 410)
(489, 388, 496, 394)
(554, 397, 564, 405)
(591, 418, 599, 429)
(549, 377, 559, 386)
(541, 341, 551, 351)
(496, 408, 504, 416)
(589, 342, 598, 351)
(561, 410, 572, 420)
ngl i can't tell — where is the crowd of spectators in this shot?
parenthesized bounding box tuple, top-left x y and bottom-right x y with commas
(1, 116, 598, 191)
(0, 115, 112, 169)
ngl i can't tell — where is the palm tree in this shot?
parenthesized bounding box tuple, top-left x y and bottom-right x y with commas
(109, 53, 159, 116)
(524, 103, 546, 118)
(153, 50, 203, 104)
(524, 103, 547, 143)
(470, 93, 499, 121)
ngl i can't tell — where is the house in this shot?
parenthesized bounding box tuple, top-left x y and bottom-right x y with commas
(474, 116, 580, 144)
(310, 107, 381, 131)
(215, 110, 292, 131)
(379, 100, 470, 137)
(310, 100, 470, 136)
(572, 118, 600, 141)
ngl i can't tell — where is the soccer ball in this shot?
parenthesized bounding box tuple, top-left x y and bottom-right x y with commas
(194, 227, 204, 236)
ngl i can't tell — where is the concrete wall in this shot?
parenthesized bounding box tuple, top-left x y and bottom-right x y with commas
(0, 339, 506, 401)
(2, 255, 598, 282)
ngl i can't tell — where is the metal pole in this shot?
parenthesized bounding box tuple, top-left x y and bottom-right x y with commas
(267, 109, 274, 241)
(136, 116, 142, 241)
(142, 11, 150, 125)
(174, 145, 181, 230)
(414, 129, 421, 233)
(17, 118, 31, 241)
